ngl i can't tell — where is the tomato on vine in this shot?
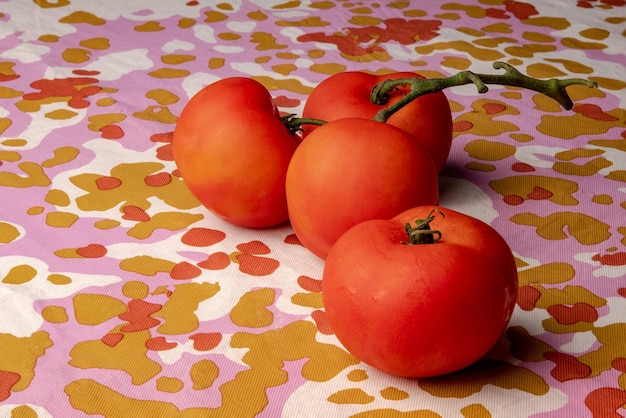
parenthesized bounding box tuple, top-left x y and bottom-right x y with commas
(285, 118, 439, 260)
(302, 71, 453, 173)
(173, 77, 297, 228)
(322, 206, 519, 378)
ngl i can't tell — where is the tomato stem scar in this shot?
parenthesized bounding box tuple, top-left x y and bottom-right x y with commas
(371, 61, 598, 123)
(403, 209, 444, 245)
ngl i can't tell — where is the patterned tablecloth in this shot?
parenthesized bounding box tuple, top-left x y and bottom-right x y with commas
(1, 1, 625, 417)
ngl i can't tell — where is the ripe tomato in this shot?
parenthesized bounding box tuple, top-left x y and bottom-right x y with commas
(173, 77, 297, 228)
(302, 71, 453, 172)
(285, 118, 439, 260)
(322, 206, 518, 378)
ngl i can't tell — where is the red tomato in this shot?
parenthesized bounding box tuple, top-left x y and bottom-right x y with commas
(173, 77, 297, 228)
(285, 118, 439, 260)
(322, 206, 518, 378)
(302, 71, 453, 172)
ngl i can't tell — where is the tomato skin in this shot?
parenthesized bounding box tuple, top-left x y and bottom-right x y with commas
(322, 206, 518, 378)
(302, 71, 453, 173)
(173, 77, 297, 228)
(285, 118, 439, 260)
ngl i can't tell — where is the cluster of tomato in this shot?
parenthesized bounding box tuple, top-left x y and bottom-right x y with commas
(172, 74, 518, 378)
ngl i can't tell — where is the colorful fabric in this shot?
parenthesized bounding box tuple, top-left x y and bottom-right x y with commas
(1, 1, 625, 416)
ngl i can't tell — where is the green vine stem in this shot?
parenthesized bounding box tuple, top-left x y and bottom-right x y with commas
(281, 114, 326, 136)
(403, 209, 443, 245)
(371, 61, 598, 123)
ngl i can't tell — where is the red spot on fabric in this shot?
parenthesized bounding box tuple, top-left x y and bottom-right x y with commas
(121, 205, 150, 222)
(100, 124, 124, 139)
(23, 77, 101, 109)
(298, 18, 441, 56)
(119, 299, 161, 332)
(101, 333, 124, 347)
(237, 240, 271, 255)
(146, 336, 177, 351)
(0, 370, 20, 401)
(170, 261, 202, 280)
(618, 288, 626, 298)
(198, 252, 231, 270)
(311, 310, 333, 335)
(73, 69, 100, 76)
(453, 120, 473, 132)
(144, 172, 171, 187)
(190, 333, 222, 351)
(236, 253, 280, 276)
(95, 176, 122, 190)
(612, 358, 626, 373)
(181, 228, 226, 247)
(577, 1, 594, 7)
(485, 8, 510, 18)
(274, 95, 300, 108)
(186, 0, 199, 5)
(544, 351, 592, 381)
(585, 387, 626, 418)
(516, 285, 541, 311)
(512, 162, 535, 172)
(482, 102, 507, 115)
(527, 186, 553, 200)
(156, 144, 174, 161)
(573, 103, 619, 121)
(602, 0, 626, 6)
(503, 194, 525, 205)
(150, 132, 173, 143)
(297, 275, 322, 293)
(0, 73, 19, 82)
(548, 302, 599, 325)
(284, 233, 303, 246)
(76, 243, 107, 258)
(591, 252, 626, 266)
(504, 1, 539, 19)
(234, 241, 280, 276)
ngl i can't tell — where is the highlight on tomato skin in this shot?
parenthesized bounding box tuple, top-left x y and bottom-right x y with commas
(321, 206, 519, 378)
(172, 77, 298, 229)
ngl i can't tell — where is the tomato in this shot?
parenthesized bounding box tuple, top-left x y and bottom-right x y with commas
(173, 77, 297, 228)
(285, 118, 439, 260)
(322, 206, 518, 378)
(302, 71, 453, 173)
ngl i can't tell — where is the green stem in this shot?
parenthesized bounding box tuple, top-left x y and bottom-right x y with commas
(371, 61, 598, 123)
(281, 114, 327, 136)
(403, 209, 443, 245)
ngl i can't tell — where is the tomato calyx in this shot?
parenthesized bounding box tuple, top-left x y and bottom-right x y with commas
(370, 61, 598, 123)
(402, 209, 443, 245)
(280, 114, 327, 136)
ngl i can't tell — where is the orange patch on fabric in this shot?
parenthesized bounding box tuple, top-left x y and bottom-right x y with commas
(297, 275, 322, 292)
(0, 370, 21, 401)
(76, 243, 107, 258)
(198, 252, 230, 270)
(121, 205, 150, 222)
(190, 333, 222, 351)
(170, 261, 202, 280)
(181, 228, 226, 247)
(145, 336, 177, 351)
(119, 299, 162, 332)
(547, 302, 599, 325)
(544, 351, 592, 381)
(101, 333, 124, 347)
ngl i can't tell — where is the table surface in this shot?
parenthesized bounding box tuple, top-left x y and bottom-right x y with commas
(1, 1, 625, 417)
